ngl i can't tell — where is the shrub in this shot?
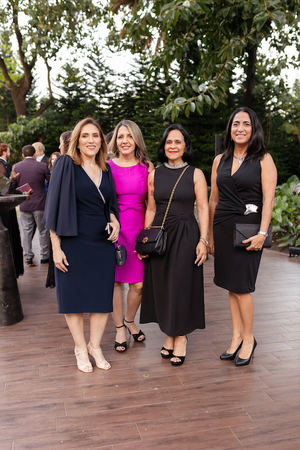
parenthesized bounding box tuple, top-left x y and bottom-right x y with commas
(0, 116, 47, 163)
(271, 175, 300, 248)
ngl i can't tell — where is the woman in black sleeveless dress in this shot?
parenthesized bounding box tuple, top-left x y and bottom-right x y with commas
(209, 107, 277, 366)
(140, 124, 209, 365)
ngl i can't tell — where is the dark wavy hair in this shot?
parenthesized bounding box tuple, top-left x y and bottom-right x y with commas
(223, 107, 266, 161)
(157, 123, 193, 163)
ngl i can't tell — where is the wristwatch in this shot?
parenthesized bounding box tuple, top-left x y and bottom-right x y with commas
(258, 230, 268, 236)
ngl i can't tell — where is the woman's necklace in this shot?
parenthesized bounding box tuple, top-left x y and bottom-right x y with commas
(233, 154, 246, 164)
(164, 162, 188, 169)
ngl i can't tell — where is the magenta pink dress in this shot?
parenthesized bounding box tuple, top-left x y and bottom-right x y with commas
(108, 160, 148, 283)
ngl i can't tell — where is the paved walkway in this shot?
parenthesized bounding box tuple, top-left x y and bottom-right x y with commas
(0, 250, 299, 449)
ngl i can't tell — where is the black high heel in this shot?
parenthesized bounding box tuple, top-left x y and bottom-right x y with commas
(170, 336, 187, 366)
(124, 318, 145, 342)
(160, 347, 173, 359)
(220, 340, 243, 360)
(114, 324, 127, 353)
(235, 338, 257, 366)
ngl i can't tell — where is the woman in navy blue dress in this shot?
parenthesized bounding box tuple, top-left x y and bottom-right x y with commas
(44, 118, 120, 373)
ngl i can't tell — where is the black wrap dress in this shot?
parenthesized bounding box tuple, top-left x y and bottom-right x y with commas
(213, 155, 264, 293)
(141, 164, 205, 336)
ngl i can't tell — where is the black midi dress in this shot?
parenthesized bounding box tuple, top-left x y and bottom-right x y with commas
(213, 155, 263, 294)
(140, 164, 205, 336)
(55, 165, 116, 313)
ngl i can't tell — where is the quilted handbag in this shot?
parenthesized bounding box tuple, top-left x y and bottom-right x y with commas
(135, 227, 167, 256)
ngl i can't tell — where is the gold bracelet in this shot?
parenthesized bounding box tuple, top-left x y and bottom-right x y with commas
(200, 237, 208, 246)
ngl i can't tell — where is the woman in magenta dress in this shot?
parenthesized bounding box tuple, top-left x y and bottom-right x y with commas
(108, 120, 154, 352)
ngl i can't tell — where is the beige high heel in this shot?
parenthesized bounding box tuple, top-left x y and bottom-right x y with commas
(74, 347, 93, 373)
(87, 343, 111, 370)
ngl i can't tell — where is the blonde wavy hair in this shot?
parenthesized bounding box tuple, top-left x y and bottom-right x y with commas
(108, 119, 149, 166)
(67, 117, 108, 171)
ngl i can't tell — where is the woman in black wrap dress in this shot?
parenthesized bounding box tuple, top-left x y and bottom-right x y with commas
(209, 107, 277, 366)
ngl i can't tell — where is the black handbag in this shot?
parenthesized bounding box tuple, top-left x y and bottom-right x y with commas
(135, 227, 167, 256)
(135, 165, 189, 257)
(115, 243, 127, 266)
(233, 223, 272, 248)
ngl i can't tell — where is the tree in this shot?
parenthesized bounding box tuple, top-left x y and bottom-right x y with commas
(0, 0, 100, 118)
(108, 0, 299, 119)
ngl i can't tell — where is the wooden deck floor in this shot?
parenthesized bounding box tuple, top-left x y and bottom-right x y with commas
(0, 250, 299, 449)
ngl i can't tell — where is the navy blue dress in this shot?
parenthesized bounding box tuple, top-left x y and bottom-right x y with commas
(55, 165, 115, 313)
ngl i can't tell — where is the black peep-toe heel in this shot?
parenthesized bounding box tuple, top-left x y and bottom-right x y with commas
(160, 347, 173, 359)
(124, 318, 146, 342)
(170, 336, 188, 366)
(114, 324, 127, 353)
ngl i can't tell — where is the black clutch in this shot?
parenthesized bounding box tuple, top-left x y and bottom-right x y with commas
(135, 227, 167, 256)
(233, 224, 272, 248)
(115, 243, 127, 266)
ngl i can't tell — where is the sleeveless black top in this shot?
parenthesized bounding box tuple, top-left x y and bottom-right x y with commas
(214, 155, 262, 225)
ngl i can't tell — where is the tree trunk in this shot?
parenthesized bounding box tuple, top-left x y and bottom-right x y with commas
(243, 45, 257, 107)
(34, 97, 55, 118)
(10, 86, 27, 117)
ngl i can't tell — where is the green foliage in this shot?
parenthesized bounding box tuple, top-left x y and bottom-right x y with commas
(0, 0, 102, 116)
(102, 57, 169, 162)
(271, 175, 300, 248)
(0, 116, 47, 163)
(107, 0, 299, 119)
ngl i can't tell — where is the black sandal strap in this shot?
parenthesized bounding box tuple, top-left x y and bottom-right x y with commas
(116, 324, 125, 329)
(124, 318, 134, 324)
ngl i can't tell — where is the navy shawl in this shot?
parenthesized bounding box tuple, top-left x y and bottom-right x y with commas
(43, 154, 119, 236)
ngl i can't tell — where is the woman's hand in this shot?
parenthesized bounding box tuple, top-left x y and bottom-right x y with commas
(10, 166, 19, 181)
(195, 241, 207, 266)
(53, 247, 69, 272)
(107, 216, 120, 243)
(136, 252, 149, 260)
(243, 234, 265, 251)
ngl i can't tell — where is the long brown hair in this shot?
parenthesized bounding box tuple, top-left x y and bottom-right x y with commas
(48, 152, 60, 170)
(67, 118, 108, 171)
(60, 130, 72, 154)
(108, 119, 149, 166)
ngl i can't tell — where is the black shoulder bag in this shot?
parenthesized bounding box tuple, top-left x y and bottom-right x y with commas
(135, 165, 189, 257)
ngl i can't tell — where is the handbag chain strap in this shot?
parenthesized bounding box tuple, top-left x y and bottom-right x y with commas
(153, 165, 189, 230)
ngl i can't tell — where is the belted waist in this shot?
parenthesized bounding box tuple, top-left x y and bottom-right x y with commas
(244, 203, 260, 215)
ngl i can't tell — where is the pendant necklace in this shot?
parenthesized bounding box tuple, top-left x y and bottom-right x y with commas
(233, 154, 246, 164)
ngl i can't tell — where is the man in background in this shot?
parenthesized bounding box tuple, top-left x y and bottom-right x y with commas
(12, 145, 50, 266)
(33, 142, 48, 165)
